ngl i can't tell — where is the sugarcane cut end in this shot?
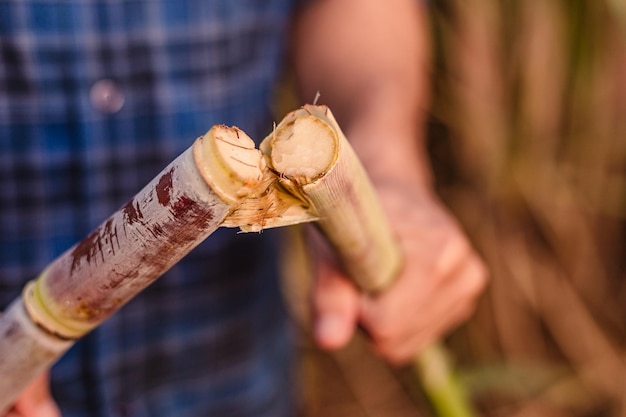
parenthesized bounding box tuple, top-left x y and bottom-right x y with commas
(193, 125, 266, 205)
(267, 114, 339, 184)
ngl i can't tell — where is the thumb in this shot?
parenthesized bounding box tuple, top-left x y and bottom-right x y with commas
(312, 259, 360, 350)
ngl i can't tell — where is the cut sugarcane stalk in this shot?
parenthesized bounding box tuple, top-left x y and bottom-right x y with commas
(260, 105, 401, 292)
(0, 125, 276, 414)
(261, 104, 476, 417)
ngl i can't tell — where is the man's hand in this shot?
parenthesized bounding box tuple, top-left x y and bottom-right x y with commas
(312, 183, 488, 365)
(293, 0, 486, 366)
(4, 373, 60, 417)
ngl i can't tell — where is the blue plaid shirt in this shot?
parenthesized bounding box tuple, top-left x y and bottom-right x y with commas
(0, 1, 305, 416)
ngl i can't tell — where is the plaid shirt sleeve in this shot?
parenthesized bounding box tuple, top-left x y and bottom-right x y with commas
(0, 1, 306, 416)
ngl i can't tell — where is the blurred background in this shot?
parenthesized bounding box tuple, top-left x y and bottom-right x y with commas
(293, 1, 626, 416)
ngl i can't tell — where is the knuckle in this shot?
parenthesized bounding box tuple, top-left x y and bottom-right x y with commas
(436, 235, 472, 275)
(466, 258, 489, 296)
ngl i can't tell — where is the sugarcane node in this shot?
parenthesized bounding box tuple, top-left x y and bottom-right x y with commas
(22, 280, 85, 340)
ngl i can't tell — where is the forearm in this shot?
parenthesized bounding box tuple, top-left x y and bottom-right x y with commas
(292, 0, 433, 188)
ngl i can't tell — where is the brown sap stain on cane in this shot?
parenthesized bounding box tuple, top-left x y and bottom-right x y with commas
(122, 197, 163, 239)
(154, 166, 215, 229)
(70, 218, 120, 274)
(156, 168, 174, 207)
(68, 164, 214, 280)
(122, 198, 143, 225)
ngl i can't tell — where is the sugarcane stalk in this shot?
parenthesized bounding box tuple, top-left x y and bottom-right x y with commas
(260, 105, 402, 292)
(0, 125, 276, 414)
(261, 104, 476, 417)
